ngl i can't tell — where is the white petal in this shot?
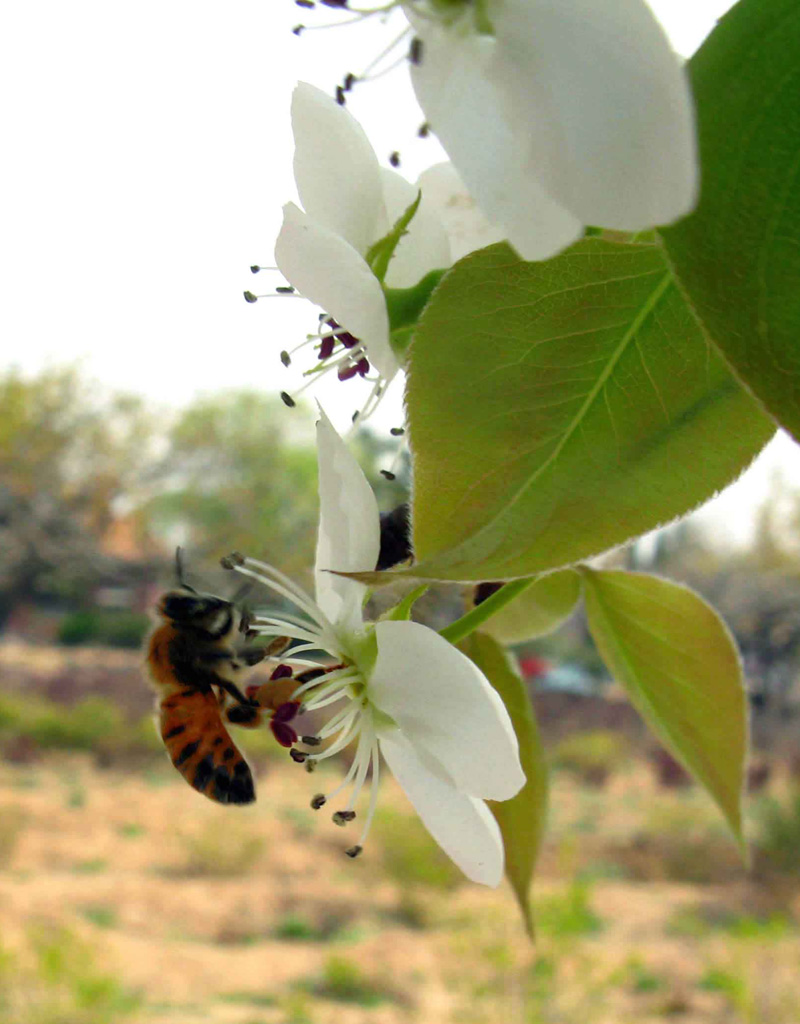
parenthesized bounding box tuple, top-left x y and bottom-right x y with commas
(315, 407, 380, 631)
(379, 168, 452, 288)
(410, 25, 583, 261)
(416, 162, 506, 263)
(291, 82, 383, 255)
(369, 620, 524, 800)
(275, 203, 394, 373)
(489, 0, 697, 230)
(379, 728, 504, 886)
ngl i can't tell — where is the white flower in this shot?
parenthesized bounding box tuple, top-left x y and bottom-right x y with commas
(404, 0, 698, 261)
(229, 409, 524, 885)
(273, 82, 452, 416)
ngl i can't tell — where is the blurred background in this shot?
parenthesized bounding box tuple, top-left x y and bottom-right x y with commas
(2, 362, 800, 1024)
(4, 0, 800, 1021)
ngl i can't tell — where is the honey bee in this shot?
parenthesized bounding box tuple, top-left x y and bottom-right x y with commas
(144, 550, 273, 805)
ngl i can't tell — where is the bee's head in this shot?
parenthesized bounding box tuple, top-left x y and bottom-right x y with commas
(157, 548, 247, 639)
(157, 588, 236, 640)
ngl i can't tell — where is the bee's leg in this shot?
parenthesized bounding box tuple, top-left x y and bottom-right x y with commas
(192, 649, 259, 706)
(238, 646, 269, 667)
(214, 677, 256, 707)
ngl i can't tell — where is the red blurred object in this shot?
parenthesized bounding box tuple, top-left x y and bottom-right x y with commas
(518, 655, 551, 679)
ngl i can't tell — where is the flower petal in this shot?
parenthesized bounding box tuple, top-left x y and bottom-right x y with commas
(409, 24, 583, 261)
(291, 82, 383, 255)
(369, 620, 525, 800)
(489, 0, 698, 230)
(315, 407, 380, 631)
(275, 202, 394, 372)
(379, 168, 452, 288)
(415, 162, 506, 263)
(378, 727, 504, 886)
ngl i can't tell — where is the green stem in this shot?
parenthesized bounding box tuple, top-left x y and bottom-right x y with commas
(473, 0, 494, 34)
(439, 578, 537, 644)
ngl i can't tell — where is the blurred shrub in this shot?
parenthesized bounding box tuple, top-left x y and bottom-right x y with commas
(0, 805, 27, 869)
(0, 693, 165, 764)
(613, 800, 742, 883)
(176, 820, 264, 877)
(0, 697, 23, 732)
(378, 807, 462, 892)
(650, 747, 693, 789)
(0, 926, 141, 1023)
(553, 730, 630, 786)
(310, 956, 393, 1007)
(536, 880, 604, 939)
(58, 610, 149, 649)
(756, 789, 800, 876)
(26, 698, 125, 752)
(273, 909, 356, 943)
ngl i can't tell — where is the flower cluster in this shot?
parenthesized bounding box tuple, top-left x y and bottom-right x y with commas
(255, 82, 458, 420)
(295, 0, 698, 262)
(225, 410, 524, 885)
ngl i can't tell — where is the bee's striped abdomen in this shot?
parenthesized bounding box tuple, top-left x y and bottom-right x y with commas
(159, 688, 255, 805)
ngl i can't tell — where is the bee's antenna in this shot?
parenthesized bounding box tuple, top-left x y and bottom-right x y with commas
(175, 547, 199, 594)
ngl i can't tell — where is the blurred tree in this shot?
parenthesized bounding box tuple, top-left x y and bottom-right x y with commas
(143, 391, 320, 573)
(0, 367, 154, 625)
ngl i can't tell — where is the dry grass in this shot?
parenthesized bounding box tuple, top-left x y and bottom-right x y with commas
(0, 752, 799, 1024)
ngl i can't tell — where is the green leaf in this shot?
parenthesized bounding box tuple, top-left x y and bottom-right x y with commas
(401, 239, 773, 583)
(380, 584, 428, 622)
(479, 571, 582, 645)
(661, 0, 800, 441)
(365, 192, 421, 282)
(461, 631, 548, 938)
(581, 568, 747, 846)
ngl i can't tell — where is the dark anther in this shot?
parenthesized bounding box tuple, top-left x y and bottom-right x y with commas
(325, 317, 340, 329)
(474, 582, 504, 606)
(271, 721, 299, 747)
(301, 735, 321, 746)
(321, 0, 349, 7)
(343, 72, 356, 91)
(305, 760, 316, 773)
(281, 391, 296, 408)
(295, 666, 327, 684)
(250, 264, 261, 274)
(338, 364, 358, 382)
(389, 151, 400, 168)
(356, 357, 370, 377)
(390, 426, 405, 436)
(280, 350, 291, 367)
(335, 85, 346, 106)
(318, 335, 335, 360)
(311, 793, 326, 809)
(292, 24, 304, 35)
(243, 290, 258, 303)
(276, 285, 295, 294)
(418, 122, 430, 139)
(332, 810, 356, 826)
(352, 410, 359, 423)
(270, 663, 294, 681)
(290, 748, 308, 764)
(345, 845, 363, 859)
(338, 330, 358, 347)
(380, 470, 396, 481)
(409, 37, 423, 65)
(295, 0, 315, 7)
(220, 551, 245, 570)
(377, 504, 412, 570)
(273, 701, 300, 725)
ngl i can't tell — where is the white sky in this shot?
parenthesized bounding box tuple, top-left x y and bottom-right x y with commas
(2, 0, 798, 546)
